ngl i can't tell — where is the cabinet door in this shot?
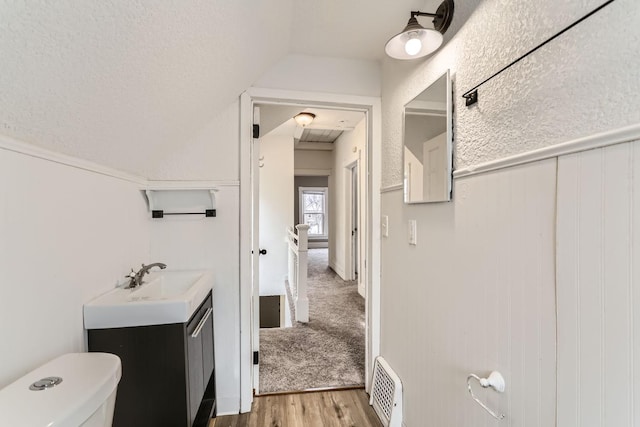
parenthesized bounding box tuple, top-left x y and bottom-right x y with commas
(201, 305, 214, 384)
(187, 308, 207, 424)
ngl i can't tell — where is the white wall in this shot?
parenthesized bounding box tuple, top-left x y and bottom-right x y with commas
(294, 149, 332, 172)
(147, 100, 240, 181)
(381, 160, 557, 426)
(380, 0, 640, 426)
(0, 145, 149, 388)
(148, 185, 239, 414)
(141, 99, 244, 415)
(557, 140, 640, 427)
(253, 54, 381, 97)
(258, 124, 294, 296)
(329, 119, 366, 281)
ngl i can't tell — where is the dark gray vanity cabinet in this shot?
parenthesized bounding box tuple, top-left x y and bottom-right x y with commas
(88, 292, 216, 427)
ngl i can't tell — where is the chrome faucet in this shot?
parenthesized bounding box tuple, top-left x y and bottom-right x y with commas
(125, 263, 167, 289)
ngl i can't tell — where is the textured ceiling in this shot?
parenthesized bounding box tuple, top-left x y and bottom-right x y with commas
(0, 0, 471, 176)
(0, 0, 292, 176)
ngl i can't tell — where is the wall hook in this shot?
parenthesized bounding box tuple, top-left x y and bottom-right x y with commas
(467, 371, 506, 420)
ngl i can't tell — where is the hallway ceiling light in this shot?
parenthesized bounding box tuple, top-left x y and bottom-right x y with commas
(294, 112, 316, 127)
(385, 0, 454, 60)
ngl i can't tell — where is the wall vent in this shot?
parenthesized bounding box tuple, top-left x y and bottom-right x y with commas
(370, 356, 403, 427)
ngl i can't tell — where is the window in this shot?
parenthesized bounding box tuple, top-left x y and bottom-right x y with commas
(299, 187, 328, 237)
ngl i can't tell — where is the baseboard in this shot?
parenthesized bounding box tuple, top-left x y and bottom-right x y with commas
(329, 259, 347, 280)
(358, 282, 365, 298)
(256, 384, 365, 397)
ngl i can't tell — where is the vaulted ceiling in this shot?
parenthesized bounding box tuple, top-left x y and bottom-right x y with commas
(0, 0, 469, 177)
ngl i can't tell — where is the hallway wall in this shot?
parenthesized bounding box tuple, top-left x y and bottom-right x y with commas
(329, 119, 366, 281)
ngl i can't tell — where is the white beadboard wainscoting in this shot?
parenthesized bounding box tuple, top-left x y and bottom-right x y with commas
(380, 159, 557, 426)
(557, 140, 640, 427)
(0, 146, 149, 388)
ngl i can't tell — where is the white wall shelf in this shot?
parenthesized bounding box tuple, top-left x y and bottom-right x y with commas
(144, 188, 218, 219)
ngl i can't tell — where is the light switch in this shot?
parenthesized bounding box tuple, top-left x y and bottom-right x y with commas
(408, 219, 417, 245)
(381, 215, 389, 237)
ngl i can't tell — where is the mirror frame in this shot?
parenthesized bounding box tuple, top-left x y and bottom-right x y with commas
(402, 69, 452, 204)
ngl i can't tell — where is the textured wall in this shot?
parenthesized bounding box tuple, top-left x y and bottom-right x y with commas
(381, 0, 640, 187)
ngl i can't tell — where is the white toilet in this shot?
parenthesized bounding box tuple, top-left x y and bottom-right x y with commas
(0, 352, 121, 427)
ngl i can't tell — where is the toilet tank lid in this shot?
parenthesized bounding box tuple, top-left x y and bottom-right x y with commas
(0, 353, 121, 427)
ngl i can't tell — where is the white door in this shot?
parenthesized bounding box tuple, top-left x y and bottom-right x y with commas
(422, 132, 447, 200)
(251, 105, 261, 393)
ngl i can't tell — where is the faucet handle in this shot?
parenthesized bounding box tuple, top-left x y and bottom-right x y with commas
(125, 269, 136, 278)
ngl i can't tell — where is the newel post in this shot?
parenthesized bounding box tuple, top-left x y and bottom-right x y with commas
(295, 224, 310, 322)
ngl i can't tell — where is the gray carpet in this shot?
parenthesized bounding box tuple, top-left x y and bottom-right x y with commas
(259, 248, 365, 393)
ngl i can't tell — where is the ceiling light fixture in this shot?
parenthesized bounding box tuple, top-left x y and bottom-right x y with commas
(294, 112, 316, 127)
(385, 0, 454, 60)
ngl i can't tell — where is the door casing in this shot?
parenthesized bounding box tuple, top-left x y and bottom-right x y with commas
(239, 88, 381, 413)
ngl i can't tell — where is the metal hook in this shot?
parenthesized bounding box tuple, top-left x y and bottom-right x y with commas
(466, 371, 506, 420)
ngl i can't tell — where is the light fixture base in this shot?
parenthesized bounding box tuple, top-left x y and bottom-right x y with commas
(294, 112, 316, 127)
(433, 0, 454, 34)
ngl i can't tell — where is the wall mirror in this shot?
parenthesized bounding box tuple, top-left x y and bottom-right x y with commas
(403, 70, 452, 203)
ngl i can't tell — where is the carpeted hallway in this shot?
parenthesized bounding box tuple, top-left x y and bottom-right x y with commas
(259, 248, 365, 393)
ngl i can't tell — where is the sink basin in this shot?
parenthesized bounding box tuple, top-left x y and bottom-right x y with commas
(84, 270, 213, 329)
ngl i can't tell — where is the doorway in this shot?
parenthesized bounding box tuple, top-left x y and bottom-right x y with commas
(255, 104, 365, 394)
(239, 89, 381, 412)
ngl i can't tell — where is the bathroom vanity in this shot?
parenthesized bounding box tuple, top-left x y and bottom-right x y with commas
(84, 271, 216, 427)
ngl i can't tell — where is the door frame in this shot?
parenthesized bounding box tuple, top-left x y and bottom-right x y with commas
(239, 87, 381, 412)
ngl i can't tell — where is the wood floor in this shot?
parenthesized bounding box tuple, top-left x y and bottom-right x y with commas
(210, 389, 383, 427)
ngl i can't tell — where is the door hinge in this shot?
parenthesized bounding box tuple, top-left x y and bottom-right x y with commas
(253, 124, 260, 139)
(253, 351, 259, 365)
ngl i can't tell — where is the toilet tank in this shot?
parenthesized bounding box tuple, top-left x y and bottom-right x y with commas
(0, 353, 121, 427)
